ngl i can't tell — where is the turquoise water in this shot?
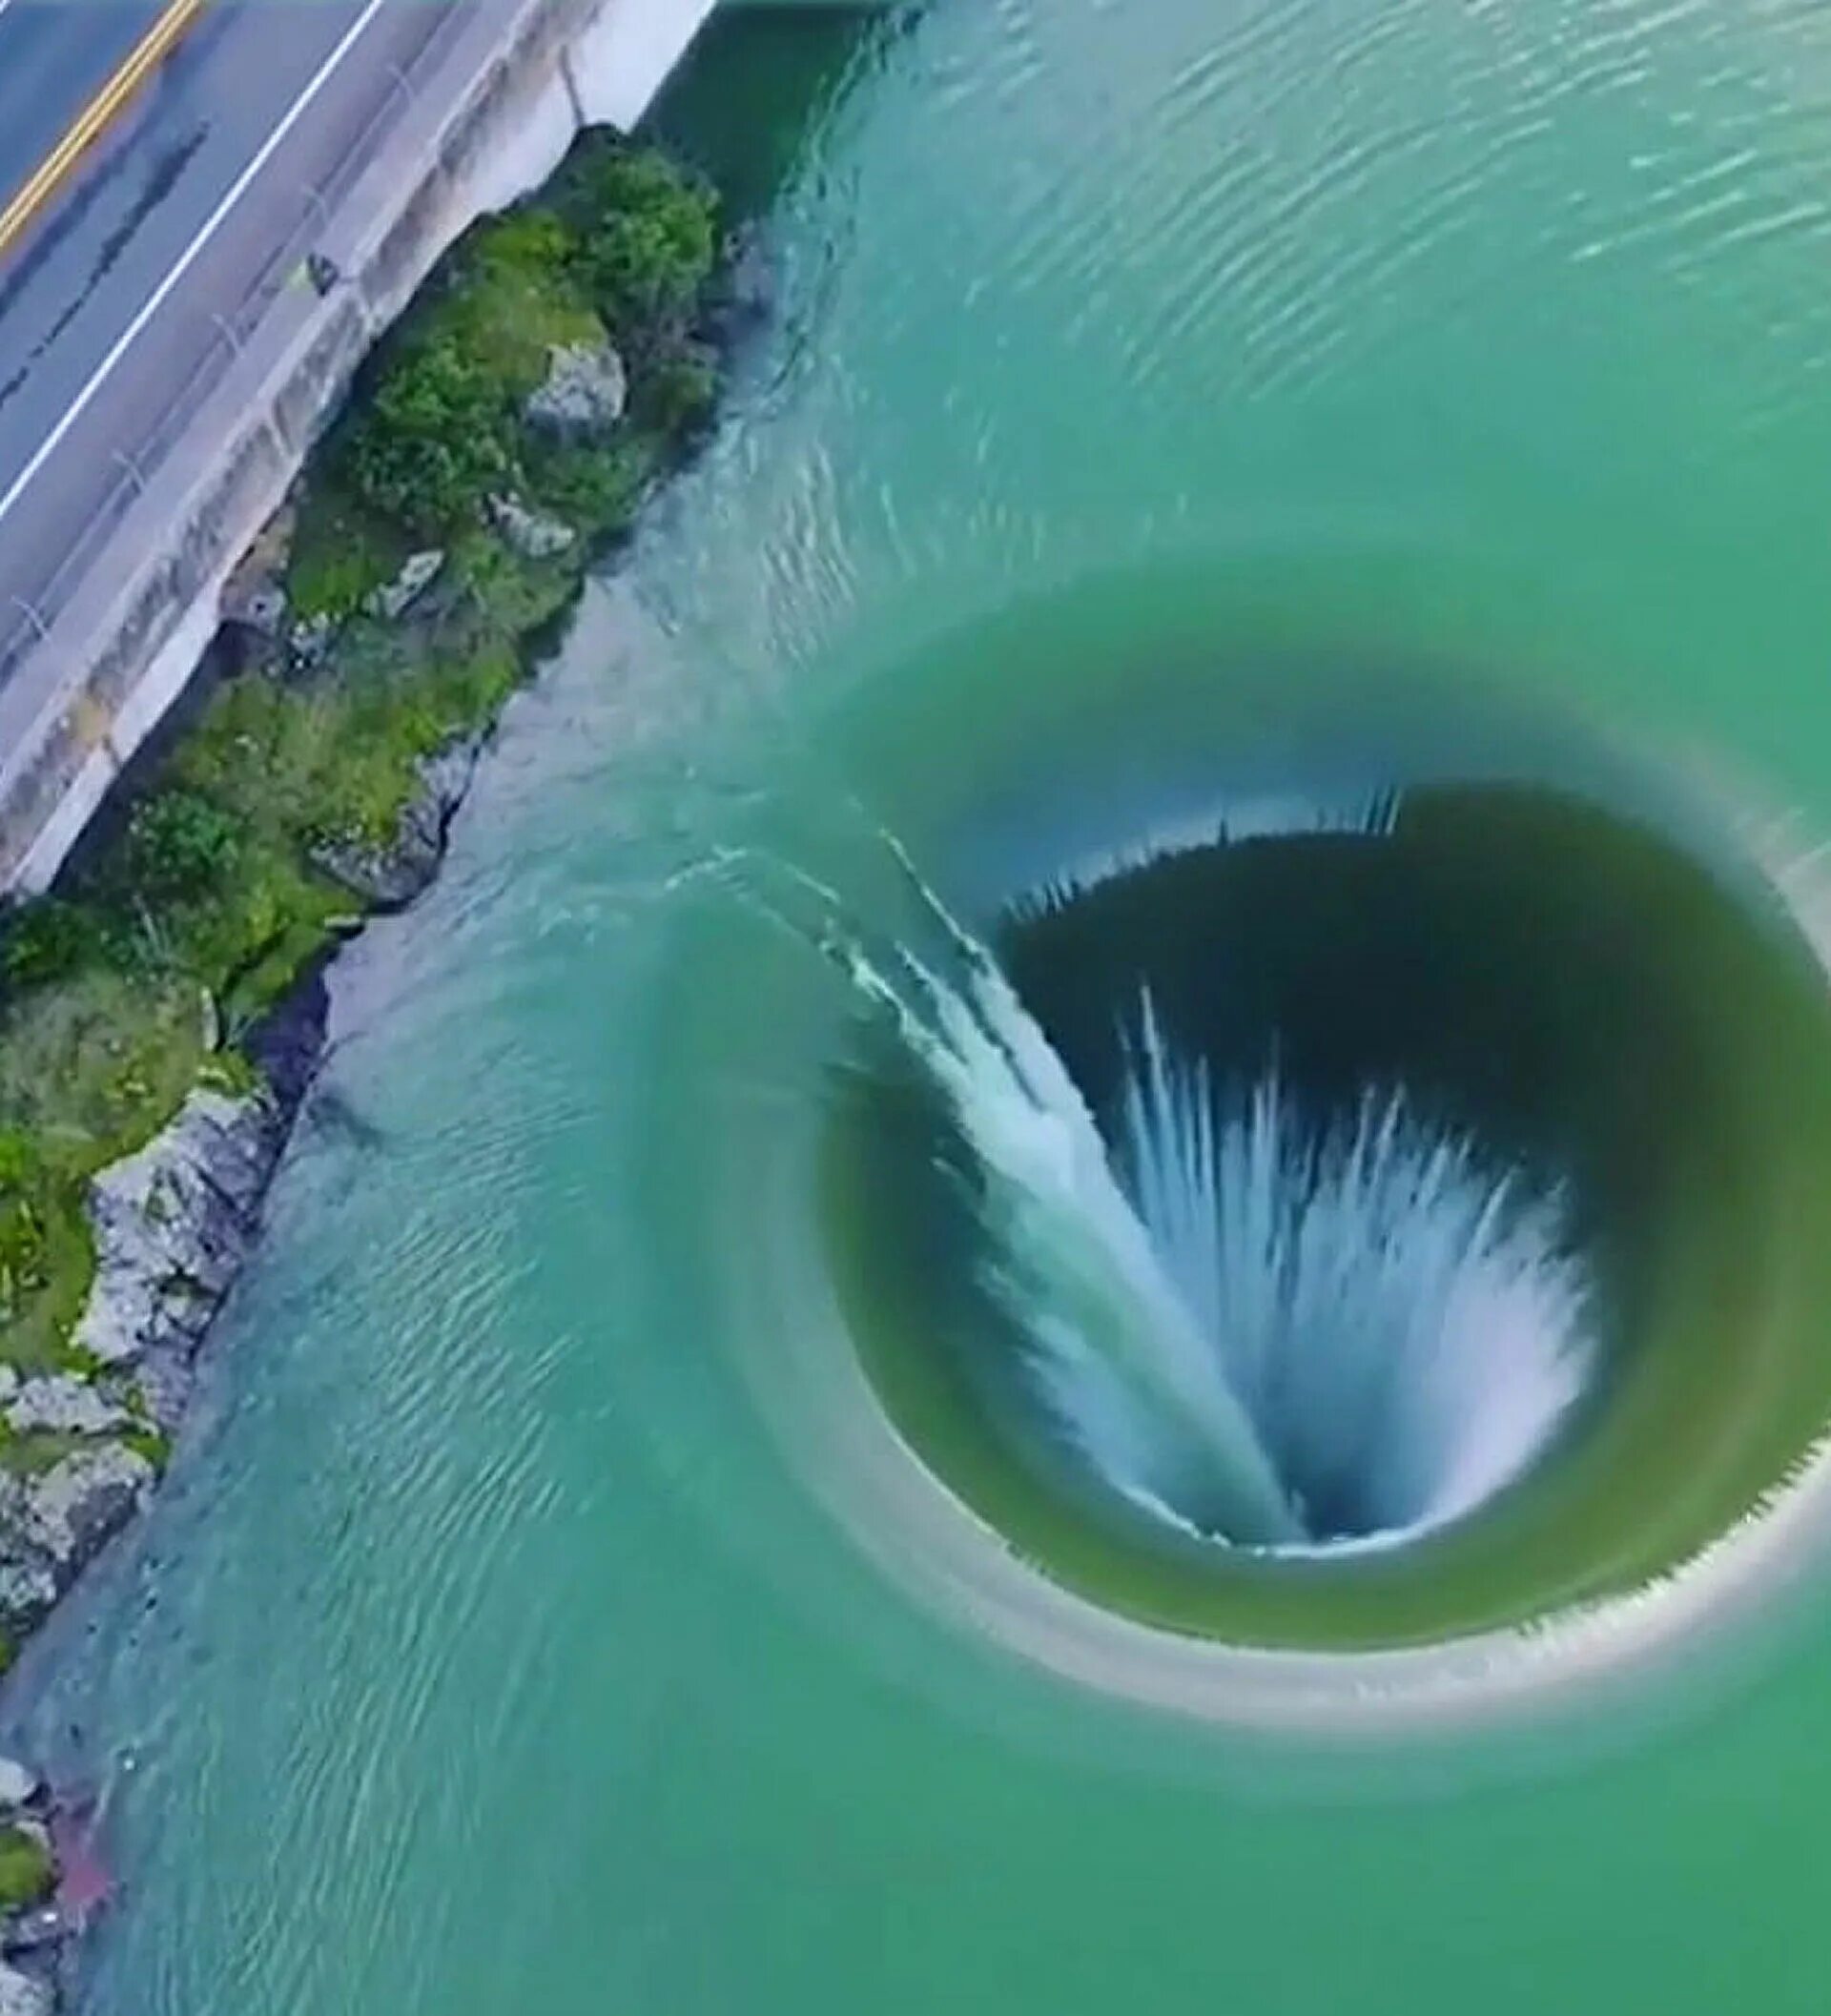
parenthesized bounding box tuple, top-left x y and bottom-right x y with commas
(26, 0, 1831, 2006)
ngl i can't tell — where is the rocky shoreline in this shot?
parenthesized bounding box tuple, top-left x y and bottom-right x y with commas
(0, 1759, 116, 2016)
(0, 740, 469, 2006)
(0, 134, 766, 2006)
(0, 720, 473, 1656)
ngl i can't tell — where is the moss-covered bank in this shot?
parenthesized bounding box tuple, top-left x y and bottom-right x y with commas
(0, 132, 733, 1662)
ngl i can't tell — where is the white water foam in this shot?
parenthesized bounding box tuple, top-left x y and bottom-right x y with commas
(1010, 789, 1399, 923)
(1116, 998, 1593, 1548)
(811, 828, 1594, 1553)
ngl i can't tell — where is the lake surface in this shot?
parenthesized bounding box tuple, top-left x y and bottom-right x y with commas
(25, 0, 1831, 2006)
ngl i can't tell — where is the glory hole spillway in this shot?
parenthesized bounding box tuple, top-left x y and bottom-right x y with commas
(753, 615, 1831, 1680)
(26, 1, 1831, 2011)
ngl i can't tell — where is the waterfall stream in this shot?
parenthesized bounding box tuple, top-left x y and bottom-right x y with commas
(779, 825, 1594, 1553)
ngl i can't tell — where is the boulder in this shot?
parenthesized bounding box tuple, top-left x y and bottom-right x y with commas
(486, 494, 576, 562)
(57, 973, 329, 1440)
(309, 731, 483, 912)
(0, 1763, 36, 1814)
(524, 339, 626, 443)
(0, 1963, 51, 2016)
(363, 548, 444, 624)
(1, 1908, 70, 1959)
(4, 1379, 132, 1439)
(72, 1088, 282, 1370)
(0, 1560, 55, 1636)
(23, 1447, 154, 1581)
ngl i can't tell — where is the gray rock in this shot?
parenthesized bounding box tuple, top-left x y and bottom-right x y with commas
(286, 611, 335, 675)
(486, 493, 576, 562)
(0, 1962, 51, 2016)
(524, 339, 626, 443)
(363, 548, 444, 623)
(0, 1760, 36, 1812)
(24, 1446, 154, 1579)
(130, 1347, 195, 1437)
(0, 1560, 55, 1635)
(309, 731, 483, 911)
(72, 1088, 281, 1371)
(1, 1908, 70, 1959)
(4, 1378, 131, 1439)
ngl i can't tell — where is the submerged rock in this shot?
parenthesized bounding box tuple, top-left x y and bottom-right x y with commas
(708, 223, 773, 347)
(487, 493, 577, 561)
(309, 730, 484, 911)
(524, 339, 627, 443)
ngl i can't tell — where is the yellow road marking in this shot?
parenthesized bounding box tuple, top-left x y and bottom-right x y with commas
(0, 0, 211, 262)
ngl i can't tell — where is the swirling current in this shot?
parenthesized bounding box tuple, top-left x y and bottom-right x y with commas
(23, 0, 1831, 2010)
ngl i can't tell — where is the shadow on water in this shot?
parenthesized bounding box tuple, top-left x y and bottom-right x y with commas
(646, 6, 916, 220)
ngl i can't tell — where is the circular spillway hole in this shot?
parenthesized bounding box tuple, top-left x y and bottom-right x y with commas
(996, 787, 1609, 1557)
(818, 771, 1831, 1651)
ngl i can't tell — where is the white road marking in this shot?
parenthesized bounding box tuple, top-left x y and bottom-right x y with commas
(0, 0, 394, 529)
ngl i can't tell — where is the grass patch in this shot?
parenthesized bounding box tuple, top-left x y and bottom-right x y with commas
(121, 1426, 172, 1472)
(286, 481, 407, 623)
(0, 1431, 86, 1480)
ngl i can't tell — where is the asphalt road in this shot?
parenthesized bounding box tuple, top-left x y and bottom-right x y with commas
(0, 0, 468, 681)
(0, 0, 172, 227)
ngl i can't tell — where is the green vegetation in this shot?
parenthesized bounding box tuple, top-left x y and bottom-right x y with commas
(0, 134, 726, 1382)
(121, 1427, 173, 1472)
(0, 1825, 51, 1911)
(300, 137, 718, 577)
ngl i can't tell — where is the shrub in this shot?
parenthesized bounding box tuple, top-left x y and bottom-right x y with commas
(0, 898, 102, 994)
(573, 152, 716, 335)
(0, 1199, 46, 1314)
(123, 791, 242, 900)
(0, 1826, 51, 1911)
(345, 333, 512, 535)
(637, 346, 719, 441)
(122, 1426, 172, 1471)
(523, 438, 651, 539)
(0, 1131, 34, 1195)
(0, 1130, 46, 1306)
(466, 205, 576, 282)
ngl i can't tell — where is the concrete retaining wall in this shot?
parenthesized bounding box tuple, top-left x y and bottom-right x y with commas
(0, 0, 718, 894)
